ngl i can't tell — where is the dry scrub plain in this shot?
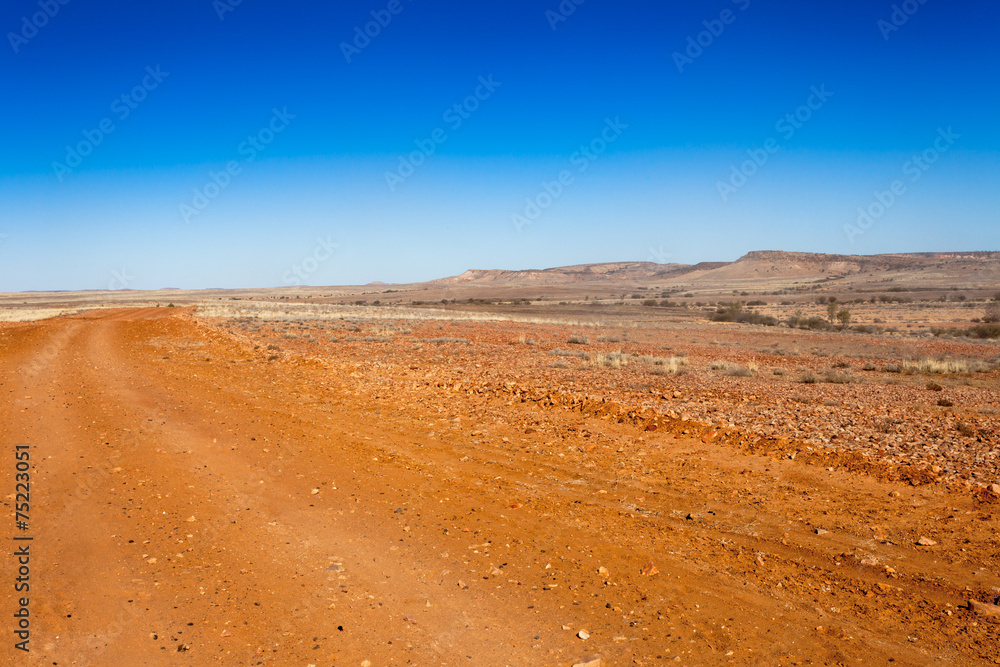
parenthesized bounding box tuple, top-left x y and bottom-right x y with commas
(1, 303, 999, 666)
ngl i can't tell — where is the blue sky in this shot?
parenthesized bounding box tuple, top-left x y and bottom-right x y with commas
(1, 0, 998, 290)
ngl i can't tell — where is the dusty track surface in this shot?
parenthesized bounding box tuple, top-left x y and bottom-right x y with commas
(2, 309, 999, 666)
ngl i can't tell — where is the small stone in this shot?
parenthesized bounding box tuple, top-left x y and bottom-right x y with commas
(186, 516, 196, 522)
(572, 658, 602, 667)
(860, 558, 879, 567)
(598, 566, 609, 576)
(361, 661, 372, 667)
(969, 599, 1000, 622)
(989, 483, 1000, 495)
(562, 625, 572, 630)
(640, 561, 659, 576)
(577, 630, 590, 640)
(917, 537, 937, 546)
(815, 528, 829, 535)
(311, 488, 320, 495)
(457, 579, 468, 589)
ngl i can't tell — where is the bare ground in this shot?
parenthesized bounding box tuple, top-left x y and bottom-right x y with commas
(2, 308, 999, 666)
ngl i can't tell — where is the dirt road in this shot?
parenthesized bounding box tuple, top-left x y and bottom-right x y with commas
(1, 309, 998, 665)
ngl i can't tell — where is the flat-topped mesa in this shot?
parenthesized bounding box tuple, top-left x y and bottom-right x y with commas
(437, 262, 686, 285)
(425, 249, 1000, 289)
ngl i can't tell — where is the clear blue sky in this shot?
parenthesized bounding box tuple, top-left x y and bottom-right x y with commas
(1, 0, 998, 290)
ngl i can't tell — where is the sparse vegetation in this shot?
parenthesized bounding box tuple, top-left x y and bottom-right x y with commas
(592, 351, 629, 368)
(901, 359, 994, 374)
(549, 348, 587, 358)
(638, 355, 688, 375)
(708, 360, 753, 376)
(823, 371, 852, 384)
(711, 302, 778, 326)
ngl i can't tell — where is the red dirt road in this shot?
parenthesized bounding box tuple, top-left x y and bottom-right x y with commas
(2, 309, 998, 666)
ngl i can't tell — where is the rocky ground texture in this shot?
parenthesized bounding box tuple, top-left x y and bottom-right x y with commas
(1, 308, 998, 666)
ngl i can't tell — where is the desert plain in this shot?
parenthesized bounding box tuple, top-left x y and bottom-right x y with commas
(2, 251, 1000, 666)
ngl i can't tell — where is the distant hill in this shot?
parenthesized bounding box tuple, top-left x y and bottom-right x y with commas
(437, 262, 689, 285)
(435, 251, 1000, 289)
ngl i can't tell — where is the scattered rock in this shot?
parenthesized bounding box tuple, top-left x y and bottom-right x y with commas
(577, 629, 590, 640)
(572, 657, 601, 667)
(916, 536, 937, 546)
(969, 599, 1000, 622)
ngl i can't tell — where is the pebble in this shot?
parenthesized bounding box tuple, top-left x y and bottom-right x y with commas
(572, 658, 601, 667)
(969, 599, 1000, 622)
(815, 528, 829, 535)
(577, 630, 590, 640)
(917, 536, 937, 546)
